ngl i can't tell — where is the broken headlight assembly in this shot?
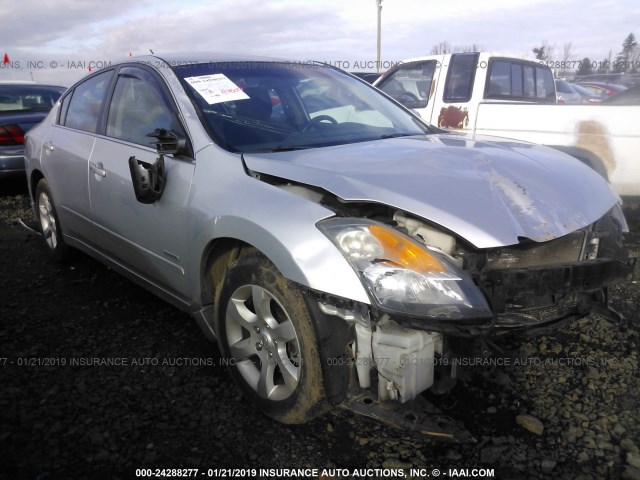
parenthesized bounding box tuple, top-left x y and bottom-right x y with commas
(318, 218, 492, 321)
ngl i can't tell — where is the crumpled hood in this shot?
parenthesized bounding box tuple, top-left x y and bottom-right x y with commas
(243, 134, 619, 248)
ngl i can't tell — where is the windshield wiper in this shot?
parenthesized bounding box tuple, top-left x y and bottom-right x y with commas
(378, 133, 422, 140)
(266, 146, 309, 152)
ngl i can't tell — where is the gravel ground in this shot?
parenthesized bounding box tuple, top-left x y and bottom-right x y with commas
(0, 177, 639, 480)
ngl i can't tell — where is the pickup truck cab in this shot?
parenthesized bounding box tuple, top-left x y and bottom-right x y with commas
(375, 52, 640, 196)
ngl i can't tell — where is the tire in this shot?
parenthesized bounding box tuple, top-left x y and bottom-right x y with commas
(35, 179, 68, 261)
(215, 254, 327, 424)
(549, 145, 609, 180)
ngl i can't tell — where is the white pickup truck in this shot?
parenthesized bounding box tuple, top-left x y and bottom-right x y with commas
(374, 52, 639, 196)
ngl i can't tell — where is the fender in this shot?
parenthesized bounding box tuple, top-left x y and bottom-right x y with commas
(189, 205, 371, 312)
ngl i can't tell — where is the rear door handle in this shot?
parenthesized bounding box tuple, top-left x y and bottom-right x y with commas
(90, 162, 107, 177)
(44, 141, 55, 152)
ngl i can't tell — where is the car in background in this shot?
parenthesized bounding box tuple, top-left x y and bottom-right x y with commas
(555, 79, 581, 103)
(23, 54, 634, 433)
(0, 82, 66, 178)
(601, 84, 640, 105)
(569, 83, 603, 103)
(576, 81, 627, 99)
(574, 73, 640, 88)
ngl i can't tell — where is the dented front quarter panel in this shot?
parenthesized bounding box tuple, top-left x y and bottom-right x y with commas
(243, 133, 620, 249)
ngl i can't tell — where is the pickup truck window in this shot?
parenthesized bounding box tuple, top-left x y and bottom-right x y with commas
(535, 66, 556, 101)
(511, 63, 523, 97)
(443, 53, 479, 103)
(523, 65, 535, 98)
(375, 61, 437, 109)
(485, 58, 555, 103)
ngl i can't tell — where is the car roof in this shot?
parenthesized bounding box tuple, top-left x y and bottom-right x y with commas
(0, 82, 66, 89)
(576, 81, 626, 89)
(577, 81, 619, 86)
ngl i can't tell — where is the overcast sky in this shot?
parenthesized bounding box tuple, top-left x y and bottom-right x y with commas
(0, 0, 638, 85)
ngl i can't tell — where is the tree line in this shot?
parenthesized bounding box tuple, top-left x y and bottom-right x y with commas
(532, 33, 638, 76)
(429, 33, 638, 77)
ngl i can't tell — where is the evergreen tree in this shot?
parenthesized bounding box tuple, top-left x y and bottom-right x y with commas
(576, 57, 593, 76)
(614, 33, 638, 73)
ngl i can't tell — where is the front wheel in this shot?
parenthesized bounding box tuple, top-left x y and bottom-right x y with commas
(35, 179, 68, 261)
(214, 254, 327, 424)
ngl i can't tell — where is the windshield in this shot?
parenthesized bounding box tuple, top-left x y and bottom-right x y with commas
(0, 85, 65, 113)
(174, 62, 429, 153)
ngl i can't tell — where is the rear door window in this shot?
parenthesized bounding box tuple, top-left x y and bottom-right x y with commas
(443, 53, 479, 103)
(62, 71, 113, 133)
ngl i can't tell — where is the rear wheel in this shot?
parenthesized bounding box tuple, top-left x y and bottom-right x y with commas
(35, 179, 68, 261)
(215, 254, 327, 423)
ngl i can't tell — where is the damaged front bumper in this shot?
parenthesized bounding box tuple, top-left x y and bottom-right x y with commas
(311, 208, 635, 440)
(477, 208, 635, 335)
(481, 257, 635, 335)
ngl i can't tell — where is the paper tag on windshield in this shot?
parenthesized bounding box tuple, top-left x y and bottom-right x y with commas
(184, 74, 250, 105)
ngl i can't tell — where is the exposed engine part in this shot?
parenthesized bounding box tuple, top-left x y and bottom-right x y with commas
(585, 236, 600, 260)
(393, 211, 456, 255)
(318, 302, 370, 327)
(355, 320, 443, 403)
(485, 230, 586, 270)
(278, 183, 325, 203)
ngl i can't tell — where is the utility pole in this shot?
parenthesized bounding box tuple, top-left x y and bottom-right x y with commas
(376, 0, 383, 73)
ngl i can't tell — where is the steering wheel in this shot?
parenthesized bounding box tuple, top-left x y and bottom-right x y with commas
(397, 92, 419, 104)
(302, 115, 338, 132)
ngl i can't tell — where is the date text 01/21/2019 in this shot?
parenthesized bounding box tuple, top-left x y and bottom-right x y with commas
(135, 468, 408, 478)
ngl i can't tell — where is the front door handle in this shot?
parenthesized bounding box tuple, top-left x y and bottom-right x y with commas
(90, 162, 107, 177)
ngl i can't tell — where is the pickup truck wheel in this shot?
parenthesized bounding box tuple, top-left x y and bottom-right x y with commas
(215, 254, 327, 424)
(35, 179, 68, 261)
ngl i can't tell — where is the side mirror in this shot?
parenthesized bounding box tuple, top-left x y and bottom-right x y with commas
(128, 155, 166, 204)
(146, 128, 187, 155)
(128, 129, 186, 204)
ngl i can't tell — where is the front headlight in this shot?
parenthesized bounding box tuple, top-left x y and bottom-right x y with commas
(318, 218, 492, 320)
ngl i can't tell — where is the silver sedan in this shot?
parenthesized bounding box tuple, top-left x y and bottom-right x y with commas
(24, 53, 634, 432)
